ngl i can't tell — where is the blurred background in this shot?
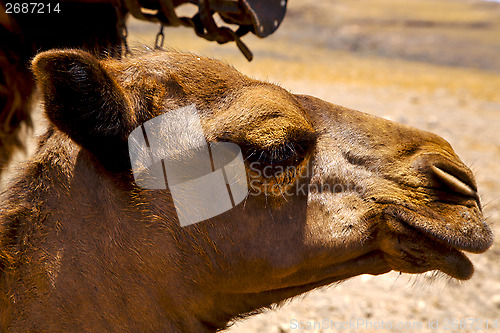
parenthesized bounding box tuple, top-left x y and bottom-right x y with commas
(125, 0, 500, 332)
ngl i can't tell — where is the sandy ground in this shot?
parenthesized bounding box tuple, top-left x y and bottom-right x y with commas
(4, 0, 499, 332)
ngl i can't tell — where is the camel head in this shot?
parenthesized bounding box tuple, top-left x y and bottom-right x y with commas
(0, 49, 492, 331)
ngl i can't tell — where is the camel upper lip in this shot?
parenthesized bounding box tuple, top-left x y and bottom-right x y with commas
(384, 201, 493, 254)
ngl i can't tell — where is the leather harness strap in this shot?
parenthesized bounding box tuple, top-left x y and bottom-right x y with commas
(0, 0, 288, 60)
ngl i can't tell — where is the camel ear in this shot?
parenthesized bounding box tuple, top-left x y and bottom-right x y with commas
(31, 49, 131, 172)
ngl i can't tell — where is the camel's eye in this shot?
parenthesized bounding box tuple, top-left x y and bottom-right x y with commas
(240, 139, 312, 195)
(245, 142, 306, 166)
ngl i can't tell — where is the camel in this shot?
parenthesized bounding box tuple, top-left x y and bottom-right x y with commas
(0, 49, 493, 332)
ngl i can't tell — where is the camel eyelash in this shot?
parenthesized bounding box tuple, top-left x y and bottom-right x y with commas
(244, 141, 308, 166)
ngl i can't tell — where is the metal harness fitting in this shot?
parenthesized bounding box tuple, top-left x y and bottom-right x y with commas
(121, 0, 288, 61)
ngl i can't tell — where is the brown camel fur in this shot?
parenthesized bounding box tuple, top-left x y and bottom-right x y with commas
(0, 49, 493, 332)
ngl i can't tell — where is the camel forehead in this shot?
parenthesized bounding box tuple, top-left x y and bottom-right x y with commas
(204, 84, 315, 147)
(111, 53, 315, 148)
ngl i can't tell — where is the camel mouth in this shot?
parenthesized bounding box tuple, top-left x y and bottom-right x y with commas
(373, 158, 493, 280)
(380, 226, 475, 280)
(379, 200, 493, 280)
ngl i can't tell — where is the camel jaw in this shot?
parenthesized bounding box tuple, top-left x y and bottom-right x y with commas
(224, 251, 391, 314)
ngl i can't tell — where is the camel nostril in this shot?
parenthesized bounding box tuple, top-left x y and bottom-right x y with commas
(431, 165, 478, 200)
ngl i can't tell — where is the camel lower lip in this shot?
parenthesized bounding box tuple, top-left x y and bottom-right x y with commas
(440, 249, 474, 280)
(381, 212, 476, 280)
(383, 245, 474, 280)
